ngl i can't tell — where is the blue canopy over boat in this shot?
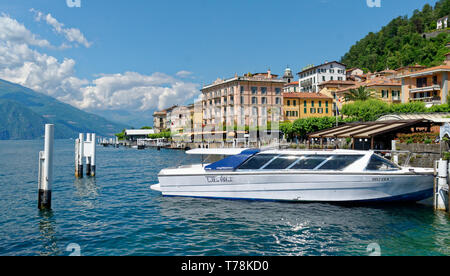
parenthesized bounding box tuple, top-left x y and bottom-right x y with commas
(205, 149, 260, 171)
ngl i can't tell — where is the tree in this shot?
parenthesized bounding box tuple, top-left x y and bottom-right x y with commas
(341, 0, 450, 71)
(344, 86, 376, 102)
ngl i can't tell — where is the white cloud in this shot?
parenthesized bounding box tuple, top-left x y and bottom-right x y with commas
(72, 72, 199, 111)
(31, 9, 92, 48)
(0, 13, 200, 115)
(175, 70, 194, 78)
(0, 13, 52, 48)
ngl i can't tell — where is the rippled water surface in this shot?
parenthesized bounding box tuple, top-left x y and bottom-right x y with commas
(0, 140, 449, 256)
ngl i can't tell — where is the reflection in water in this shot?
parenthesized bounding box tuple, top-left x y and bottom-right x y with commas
(432, 211, 450, 256)
(73, 178, 99, 209)
(156, 197, 449, 256)
(38, 210, 60, 256)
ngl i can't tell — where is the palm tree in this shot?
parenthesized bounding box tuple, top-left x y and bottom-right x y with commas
(344, 86, 376, 102)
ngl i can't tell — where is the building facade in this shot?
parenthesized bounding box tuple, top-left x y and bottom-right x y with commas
(398, 65, 450, 106)
(201, 70, 286, 128)
(297, 61, 347, 93)
(318, 80, 357, 115)
(437, 15, 448, 30)
(283, 92, 333, 122)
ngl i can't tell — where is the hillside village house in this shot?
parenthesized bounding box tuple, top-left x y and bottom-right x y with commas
(283, 92, 333, 122)
(201, 70, 287, 128)
(317, 80, 357, 115)
(335, 77, 402, 110)
(395, 64, 427, 77)
(297, 61, 347, 93)
(395, 51, 450, 106)
(397, 65, 450, 106)
(346, 68, 364, 77)
(437, 15, 448, 30)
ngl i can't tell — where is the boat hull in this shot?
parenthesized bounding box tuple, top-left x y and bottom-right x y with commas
(154, 173, 434, 203)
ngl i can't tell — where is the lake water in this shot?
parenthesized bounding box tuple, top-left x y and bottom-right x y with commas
(0, 140, 449, 256)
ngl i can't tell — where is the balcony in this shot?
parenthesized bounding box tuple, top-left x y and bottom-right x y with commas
(410, 96, 441, 103)
(410, 84, 441, 93)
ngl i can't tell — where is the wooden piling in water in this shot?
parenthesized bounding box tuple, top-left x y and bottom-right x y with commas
(38, 124, 54, 210)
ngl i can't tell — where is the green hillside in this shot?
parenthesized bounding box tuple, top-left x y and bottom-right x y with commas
(341, 0, 450, 72)
(0, 99, 47, 140)
(0, 79, 129, 140)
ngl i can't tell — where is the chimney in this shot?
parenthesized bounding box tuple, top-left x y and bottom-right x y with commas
(267, 69, 271, 78)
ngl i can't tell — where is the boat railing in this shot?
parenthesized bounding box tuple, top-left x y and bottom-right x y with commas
(373, 150, 441, 167)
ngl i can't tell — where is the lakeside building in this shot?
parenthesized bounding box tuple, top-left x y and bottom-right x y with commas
(125, 129, 155, 141)
(201, 69, 286, 128)
(395, 64, 427, 77)
(297, 61, 347, 93)
(318, 80, 357, 115)
(397, 65, 450, 106)
(152, 105, 178, 133)
(335, 77, 402, 110)
(283, 81, 300, 93)
(282, 92, 333, 122)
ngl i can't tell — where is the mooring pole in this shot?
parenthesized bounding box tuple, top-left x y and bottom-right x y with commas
(392, 140, 399, 165)
(435, 159, 449, 211)
(85, 133, 92, 176)
(77, 133, 84, 178)
(91, 133, 96, 177)
(38, 124, 54, 210)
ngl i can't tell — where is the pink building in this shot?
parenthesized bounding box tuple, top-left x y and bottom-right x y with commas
(201, 70, 287, 128)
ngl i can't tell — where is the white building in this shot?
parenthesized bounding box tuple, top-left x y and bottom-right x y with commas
(437, 15, 448, 30)
(125, 129, 156, 141)
(297, 61, 347, 93)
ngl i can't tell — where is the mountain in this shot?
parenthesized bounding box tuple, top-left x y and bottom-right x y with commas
(341, 0, 450, 72)
(88, 109, 156, 129)
(0, 79, 129, 140)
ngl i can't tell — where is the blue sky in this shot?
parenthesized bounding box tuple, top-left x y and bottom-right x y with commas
(0, 0, 441, 126)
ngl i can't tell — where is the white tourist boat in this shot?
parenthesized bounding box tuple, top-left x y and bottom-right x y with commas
(151, 148, 434, 203)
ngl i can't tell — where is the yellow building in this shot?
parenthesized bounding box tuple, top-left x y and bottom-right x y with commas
(317, 80, 357, 115)
(335, 78, 402, 110)
(282, 92, 333, 122)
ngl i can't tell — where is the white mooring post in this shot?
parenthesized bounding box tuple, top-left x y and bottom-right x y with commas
(435, 159, 449, 212)
(75, 133, 84, 178)
(38, 124, 54, 210)
(391, 140, 399, 165)
(75, 133, 96, 178)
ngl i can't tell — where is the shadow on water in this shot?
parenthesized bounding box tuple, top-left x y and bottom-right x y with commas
(38, 210, 61, 256)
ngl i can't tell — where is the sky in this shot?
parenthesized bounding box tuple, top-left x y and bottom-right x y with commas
(0, 0, 441, 127)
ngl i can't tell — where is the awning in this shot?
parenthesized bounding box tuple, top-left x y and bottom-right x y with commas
(308, 119, 432, 139)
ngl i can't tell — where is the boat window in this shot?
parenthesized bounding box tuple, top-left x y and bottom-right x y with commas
(316, 155, 364, 170)
(263, 155, 299, 170)
(366, 154, 400, 171)
(238, 154, 278, 170)
(289, 155, 332, 170)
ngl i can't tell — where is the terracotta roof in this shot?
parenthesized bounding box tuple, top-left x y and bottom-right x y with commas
(282, 92, 332, 99)
(284, 81, 299, 86)
(335, 78, 401, 93)
(400, 65, 450, 78)
(297, 61, 346, 75)
(395, 64, 426, 71)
